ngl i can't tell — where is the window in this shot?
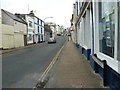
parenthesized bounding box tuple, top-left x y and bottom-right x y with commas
(99, 2, 116, 58)
(73, 4, 76, 9)
(27, 34, 32, 41)
(29, 21, 33, 27)
(41, 28, 43, 33)
(38, 26, 39, 32)
(118, 2, 120, 61)
(76, 1, 78, 16)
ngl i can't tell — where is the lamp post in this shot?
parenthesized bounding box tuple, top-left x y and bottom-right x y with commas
(44, 16, 53, 22)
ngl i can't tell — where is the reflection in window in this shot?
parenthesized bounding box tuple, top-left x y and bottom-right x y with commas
(99, 2, 115, 57)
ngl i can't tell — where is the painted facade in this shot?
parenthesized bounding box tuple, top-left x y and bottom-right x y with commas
(45, 22, 57, 39)
(2, 24, 14, 49)
(50, 23, 57, 39)
(16, 13, 35, 44)
(1, 9, 27, 49)
(16, 11, 46, 44)
(74, 0, 120, 88)
(34, 16, 40, 43)
(34, 16, 45, 43)
(44, 28, 52, 41)
(70, 1, 78, 43)
(56, 25, 64, 35)
(41, 21, 45, 42)
(44, 24, 52, 41)
(25, 14, 34, 44)
(14, 21, 27, 47)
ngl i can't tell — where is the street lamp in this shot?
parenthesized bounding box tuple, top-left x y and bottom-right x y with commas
(44, 16, 53, 22)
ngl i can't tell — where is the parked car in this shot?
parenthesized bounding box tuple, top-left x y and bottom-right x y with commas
(48, 37, 56, 44)
(57, 34, 61, 36)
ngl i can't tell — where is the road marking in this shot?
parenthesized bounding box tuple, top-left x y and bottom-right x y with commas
(32, 40, 67, 89)
(38, 43, 65, 82)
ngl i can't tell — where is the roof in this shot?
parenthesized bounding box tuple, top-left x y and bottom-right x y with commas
(2, 9, 27, 24)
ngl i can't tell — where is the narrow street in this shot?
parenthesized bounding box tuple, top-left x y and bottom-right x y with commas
(1, 0, 120, 89)
(2, 36, 66, 88)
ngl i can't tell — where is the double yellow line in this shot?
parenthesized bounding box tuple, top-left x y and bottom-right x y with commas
(32, 42, 66, 89)
(38, 43, 65, 82)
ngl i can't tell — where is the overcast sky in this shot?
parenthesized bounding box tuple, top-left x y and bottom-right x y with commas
(1, 0, 75, 28)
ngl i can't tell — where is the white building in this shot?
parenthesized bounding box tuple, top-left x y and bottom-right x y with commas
(34, 16, 45, 43)
(47, 22, 57, 39)
(1, 9, 27, 49)
(16, 12, 35, 44)
(74, 0, 120, 88)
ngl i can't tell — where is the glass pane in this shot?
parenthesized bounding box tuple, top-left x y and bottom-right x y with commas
(118, 2, 120, 61)
(99, 2, 115, 58)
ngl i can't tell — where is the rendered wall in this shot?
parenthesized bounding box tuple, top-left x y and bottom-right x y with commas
(14, 33, 24, 48)
(2, 24, 14, 49)
(14, 21, 27, 34)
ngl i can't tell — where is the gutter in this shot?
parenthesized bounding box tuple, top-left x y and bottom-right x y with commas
(75, 0, 91, 25)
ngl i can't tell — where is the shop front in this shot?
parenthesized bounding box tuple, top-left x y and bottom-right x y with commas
(91, 1, 120, 88)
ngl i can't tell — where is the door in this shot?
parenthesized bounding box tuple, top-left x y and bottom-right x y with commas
(24, 35, 27, 46)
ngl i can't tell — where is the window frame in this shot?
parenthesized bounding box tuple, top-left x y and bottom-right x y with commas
(29, 21, 33, 28)
(117, 1, 120, 61)
(94, 1, 119, 73)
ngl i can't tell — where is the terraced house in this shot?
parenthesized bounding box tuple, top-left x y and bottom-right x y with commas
(15, 11, 45, 44)
(15, 12, 35, 44)
(1, 9, 27, 49)
(72, 0, 120, 88)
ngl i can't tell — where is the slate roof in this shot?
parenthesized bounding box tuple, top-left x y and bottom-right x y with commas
(2, 9, 27, 24)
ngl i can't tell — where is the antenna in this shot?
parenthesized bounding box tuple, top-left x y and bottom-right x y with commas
(28, 4, 29, 13)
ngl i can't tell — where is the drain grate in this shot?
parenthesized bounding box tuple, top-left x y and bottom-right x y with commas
(33, 78, 49, 90)
(36, 81, 46, 88)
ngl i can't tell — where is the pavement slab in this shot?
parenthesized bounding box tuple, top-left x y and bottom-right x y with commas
(45, 41, 104, 88)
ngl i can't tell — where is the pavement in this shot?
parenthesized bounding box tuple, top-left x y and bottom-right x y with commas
(45, 41, 104, 88)
(0, 42, 47, 55)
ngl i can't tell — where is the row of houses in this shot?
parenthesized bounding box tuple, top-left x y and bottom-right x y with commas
(70, 0, 120, 88)
(0, 9, 52, 49)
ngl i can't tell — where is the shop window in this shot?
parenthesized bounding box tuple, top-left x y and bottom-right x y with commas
(118, 2, 120, 61)
(99, 2, 115, 58)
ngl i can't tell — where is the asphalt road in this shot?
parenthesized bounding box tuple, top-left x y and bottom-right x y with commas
(2, 35, 66, 88)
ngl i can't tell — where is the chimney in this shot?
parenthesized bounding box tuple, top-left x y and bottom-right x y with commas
(29, 10, 34, 16)
(15, 13, 21, 17)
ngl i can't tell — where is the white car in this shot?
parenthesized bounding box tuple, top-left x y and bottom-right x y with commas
(48, 37, 56, 44)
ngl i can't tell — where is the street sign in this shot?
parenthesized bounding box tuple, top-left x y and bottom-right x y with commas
(70, 30, 74, 31)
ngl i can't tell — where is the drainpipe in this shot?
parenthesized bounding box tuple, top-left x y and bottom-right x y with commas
(91, 2, 94, 55)
(103, 60, 107, 86)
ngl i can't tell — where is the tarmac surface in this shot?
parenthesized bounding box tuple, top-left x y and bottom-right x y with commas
(2, 36, 66, 88)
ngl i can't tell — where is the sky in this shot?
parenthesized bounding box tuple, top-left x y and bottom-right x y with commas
(1, 0, 75, 28)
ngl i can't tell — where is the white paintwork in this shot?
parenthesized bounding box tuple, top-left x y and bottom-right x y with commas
(93, 1, 120, 74)
(25, 15, 34, 44)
